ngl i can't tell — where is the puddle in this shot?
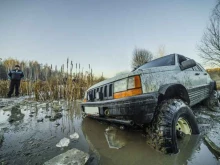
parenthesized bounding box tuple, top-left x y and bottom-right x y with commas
(0, 98, 220, 165)
(82, 105, 220, 165)
(0, 98, 94, 165)
(82, 117, 219, 165)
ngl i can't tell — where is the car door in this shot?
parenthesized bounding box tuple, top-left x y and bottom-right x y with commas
(175, 55, 208, 106)
(189, 63, 210, 105)
(192, 63, 208, 86)
(175, 55, 200, 89)
(196, 63, 210, 85)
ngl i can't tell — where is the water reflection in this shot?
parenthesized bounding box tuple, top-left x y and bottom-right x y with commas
(82, 117, 219, 165)
(8, 105, 24, 124)
(0, 100, 90, 165)
(104, 127, 127, 149)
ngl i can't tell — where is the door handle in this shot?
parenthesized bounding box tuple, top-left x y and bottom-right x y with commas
(204, 73, 207, 75)
(195, 73, 200, 75)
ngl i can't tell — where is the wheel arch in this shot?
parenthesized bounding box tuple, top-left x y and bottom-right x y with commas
(158, 83, 190, 105)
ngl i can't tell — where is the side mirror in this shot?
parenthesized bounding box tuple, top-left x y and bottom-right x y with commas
(180, 59, 196, 70)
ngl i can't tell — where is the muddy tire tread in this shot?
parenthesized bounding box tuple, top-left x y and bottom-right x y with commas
(149, 99, 199, 154)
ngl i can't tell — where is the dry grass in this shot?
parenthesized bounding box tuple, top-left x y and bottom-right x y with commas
(0, 80, 8, 97)
(216, 81, 220, 90)
(206, 68, 220, 90)
(0, 58, 105, 100)
(0, 74, 104, 100)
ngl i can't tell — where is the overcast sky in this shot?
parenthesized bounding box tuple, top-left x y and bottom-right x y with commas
(0, 0, 216, 77)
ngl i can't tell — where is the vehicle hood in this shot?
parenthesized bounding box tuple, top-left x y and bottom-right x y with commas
(87, 66, 177, 91)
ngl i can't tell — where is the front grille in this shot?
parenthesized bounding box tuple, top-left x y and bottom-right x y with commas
(87, 83, 113, 101)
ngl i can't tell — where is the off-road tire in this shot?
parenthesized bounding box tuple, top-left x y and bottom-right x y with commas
(148, 99, 199, 154)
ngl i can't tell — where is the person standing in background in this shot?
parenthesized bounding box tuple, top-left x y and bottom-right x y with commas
(7, 65, 24, 98)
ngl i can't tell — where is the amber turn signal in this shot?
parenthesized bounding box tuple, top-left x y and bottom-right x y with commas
(113, 88, 142, 99)
(134, 75, 141, 88)
(83, 99, 87, 102)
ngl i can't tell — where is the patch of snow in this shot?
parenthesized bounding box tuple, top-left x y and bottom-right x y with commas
(43, 148, 89, 165)
(56, 137, 70, 148)
(70, 132, 79, 140)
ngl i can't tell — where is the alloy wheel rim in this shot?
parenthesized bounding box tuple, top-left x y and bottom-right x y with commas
(176, 117, 192, 135)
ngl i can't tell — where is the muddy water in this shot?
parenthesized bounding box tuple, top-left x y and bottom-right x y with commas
(0, 99, 97, 165)
(82, 104, 220, 165)
(82, 118, 218, 165)
(0, 98, 220, 165)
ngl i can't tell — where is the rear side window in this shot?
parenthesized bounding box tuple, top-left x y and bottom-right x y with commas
(197, 63, 205, 72)
(193, 65, 202, 71)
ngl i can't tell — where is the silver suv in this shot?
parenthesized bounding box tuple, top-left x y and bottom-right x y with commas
(81, 54, 218, 154)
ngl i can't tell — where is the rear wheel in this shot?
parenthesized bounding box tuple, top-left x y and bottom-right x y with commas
(203, 90, 220, 111)
(148, 99, 199, 154)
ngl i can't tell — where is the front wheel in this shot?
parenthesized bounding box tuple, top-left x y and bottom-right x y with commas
(148, 99, 199, 154)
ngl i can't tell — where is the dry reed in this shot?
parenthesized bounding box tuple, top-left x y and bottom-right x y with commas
(0, 58, 105, 100)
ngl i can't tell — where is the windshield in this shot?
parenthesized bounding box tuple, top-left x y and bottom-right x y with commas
(136, 54, 175, 70)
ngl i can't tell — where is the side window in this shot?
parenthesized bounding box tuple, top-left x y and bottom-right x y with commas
(193, 65, 202, 71)
(192, 66, 198, 71)
(178, 55, 193, 71)
(178, 55, 187, 65)
(197, 63, 205, 72)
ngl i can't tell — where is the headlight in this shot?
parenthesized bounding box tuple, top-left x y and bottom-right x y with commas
(113, 75, 142, 99)
(114, 78, 127, 93)
(127, 77, 135, 89)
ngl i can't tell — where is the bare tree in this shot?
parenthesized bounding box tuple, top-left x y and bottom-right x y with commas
(132, 48, 153, 69)
(154, 45, 166, 59)
(158, 45, 166, 58)
(199, 0, 220, 66)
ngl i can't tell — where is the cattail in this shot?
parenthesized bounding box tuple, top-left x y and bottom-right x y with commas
(70, 61, 73, 75)
(67, 58, 69, 76)
(0, 57, 106, 100)
(67, 58, 69, 68)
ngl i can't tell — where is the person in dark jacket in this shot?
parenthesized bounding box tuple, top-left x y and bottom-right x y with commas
(7, 65, 24, 98)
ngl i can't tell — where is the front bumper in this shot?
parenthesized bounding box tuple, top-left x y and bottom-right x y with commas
(81, 93, 157, 124)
